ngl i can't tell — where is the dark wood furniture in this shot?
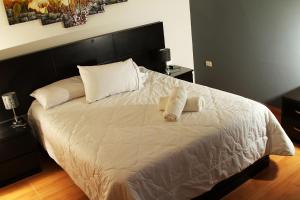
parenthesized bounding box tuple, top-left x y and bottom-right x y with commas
(0, 22, 269, 199)
(168, 65, 193, 83)
(0, 119, 40, 187)
(282, 87, 300, 142)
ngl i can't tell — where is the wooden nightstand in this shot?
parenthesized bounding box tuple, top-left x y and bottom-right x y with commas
(167, 65, 194, 83)
(0, 118, 40, 186)
(282, 87, 300, 142)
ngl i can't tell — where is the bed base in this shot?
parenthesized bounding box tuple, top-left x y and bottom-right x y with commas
(193, 156, 270, 200)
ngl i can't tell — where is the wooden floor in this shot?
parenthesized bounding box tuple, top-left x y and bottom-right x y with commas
(0, 155, 88, 200)
(0, 106, 299, 200)
(223, 144, 300, 200)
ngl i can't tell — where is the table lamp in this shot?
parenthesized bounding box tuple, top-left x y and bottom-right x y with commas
(158, 48, 171, 74)
(2, 92, 26, 128)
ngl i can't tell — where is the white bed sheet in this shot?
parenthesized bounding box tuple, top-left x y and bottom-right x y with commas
(28, 69, 295, 200)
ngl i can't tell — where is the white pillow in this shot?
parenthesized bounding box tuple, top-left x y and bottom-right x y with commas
(78, 58, 141, 103)
(31, 76, 85, 109)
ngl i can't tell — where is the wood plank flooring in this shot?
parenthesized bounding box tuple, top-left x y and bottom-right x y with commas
(223, 144, 300, 200)
(0, 106, 299, 200)
(0, 155, 88, 200)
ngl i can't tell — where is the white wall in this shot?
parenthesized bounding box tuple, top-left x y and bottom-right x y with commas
(0, 0, 194, 68)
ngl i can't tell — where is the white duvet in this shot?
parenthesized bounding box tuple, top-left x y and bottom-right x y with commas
(28, 69, 295, 200)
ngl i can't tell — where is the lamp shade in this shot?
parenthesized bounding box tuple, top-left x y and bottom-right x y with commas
(2, 92, 19, 110)
(158, 48, 171, 62)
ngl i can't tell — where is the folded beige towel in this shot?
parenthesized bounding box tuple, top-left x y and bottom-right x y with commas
(159, 96, 205, 112)
(163, 87, 187, 122)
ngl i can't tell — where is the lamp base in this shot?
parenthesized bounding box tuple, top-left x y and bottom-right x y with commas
(11, 119, 27, 129)
(165, 66, 171, 75)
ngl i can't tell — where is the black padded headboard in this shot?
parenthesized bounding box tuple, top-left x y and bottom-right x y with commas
(0, 22, 165, 122)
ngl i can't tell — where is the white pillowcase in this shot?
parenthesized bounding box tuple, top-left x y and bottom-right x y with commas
(78, 58, 142, 103)
(31, 76, 85, 109)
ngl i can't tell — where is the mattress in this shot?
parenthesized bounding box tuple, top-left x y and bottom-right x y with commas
(28, 69, 295, 200)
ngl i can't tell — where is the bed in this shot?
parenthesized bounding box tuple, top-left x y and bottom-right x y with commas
(28, 68, 294, 200)
(0, 22, 294, 200)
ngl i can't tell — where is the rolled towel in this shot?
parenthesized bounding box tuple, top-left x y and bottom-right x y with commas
(159, 96, 205, 112)
(163, 87, 187, 122)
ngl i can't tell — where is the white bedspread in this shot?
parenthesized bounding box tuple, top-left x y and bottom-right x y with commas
(28, 70, 295, 200)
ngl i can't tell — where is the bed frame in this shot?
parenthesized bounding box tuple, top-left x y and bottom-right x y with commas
(0, 22, 269, 199)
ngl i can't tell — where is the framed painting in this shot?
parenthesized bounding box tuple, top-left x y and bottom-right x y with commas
(3, 0, 127, 27)
(4, 0, 40, 25)
(104, 0, 127, 5)
(41, 0, 105, 26)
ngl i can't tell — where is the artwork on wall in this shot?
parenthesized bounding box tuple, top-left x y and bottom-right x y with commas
(105, 0, 127, 5)
(3, 0, 127, 28)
